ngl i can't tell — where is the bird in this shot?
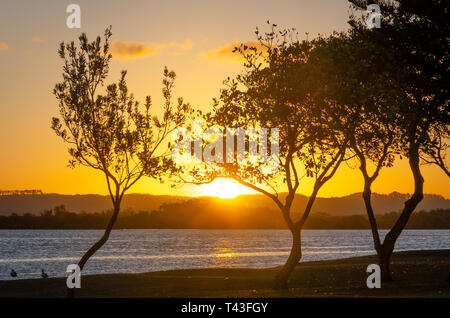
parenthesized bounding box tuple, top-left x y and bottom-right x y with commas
(10, 269, 17, 278)
(41, 269, 48, 279)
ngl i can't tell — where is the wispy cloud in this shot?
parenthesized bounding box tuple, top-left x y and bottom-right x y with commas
(0, 42, 8, 50)
(200, 41, 268, 64)
(110, 39, 193, 60)
(31, 36, 45, 43)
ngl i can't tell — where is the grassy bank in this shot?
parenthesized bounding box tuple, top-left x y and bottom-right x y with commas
(1, 249, 449, 298)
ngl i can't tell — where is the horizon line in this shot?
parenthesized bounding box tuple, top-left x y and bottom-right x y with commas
(0, 190, 448, 200)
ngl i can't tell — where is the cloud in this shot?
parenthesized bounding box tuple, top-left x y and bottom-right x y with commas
(31, 36, 45, 43)
(110, 39, 193, 60)
(200, 40, 268, 64)
(0, 42, 8, 50)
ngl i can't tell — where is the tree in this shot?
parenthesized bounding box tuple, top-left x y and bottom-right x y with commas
(52, 27, 191, 295)
(176, 24, 349, 289)
(310, 30, 405, 281)
(420, 123, 450, 177)
(342, 0, 450, 280)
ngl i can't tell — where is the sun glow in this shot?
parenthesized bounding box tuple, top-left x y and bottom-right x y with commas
(199, 178, 257, 199)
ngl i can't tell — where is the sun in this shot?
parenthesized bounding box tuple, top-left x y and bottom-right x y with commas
(199, 178, 257, 199)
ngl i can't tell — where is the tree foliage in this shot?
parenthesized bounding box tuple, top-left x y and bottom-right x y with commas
(177, 23, 350, 288)
(51, 27, 192, 283)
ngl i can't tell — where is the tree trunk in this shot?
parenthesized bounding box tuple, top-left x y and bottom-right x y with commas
(378, 247, 393, 282)
(377, 143, 424, 282)
(273, 225, 302, 289)
(361, 180, 393, 280)
(67, 200, 121, 298)
(362, 182, 382, 252)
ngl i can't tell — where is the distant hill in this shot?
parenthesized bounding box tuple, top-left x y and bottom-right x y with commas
(0, 193, 187, 215)
(0, 191, 449, 216)
(1, 200, 449, 229)
(231, 192, 450, 216)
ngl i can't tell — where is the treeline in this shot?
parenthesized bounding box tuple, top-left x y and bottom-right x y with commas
(304, 210, 450, 230)
(0, 204, 449, 229)
(0, 189, 43, 195)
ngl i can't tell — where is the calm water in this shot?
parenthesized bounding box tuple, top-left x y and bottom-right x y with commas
(0, 229, 449, 280)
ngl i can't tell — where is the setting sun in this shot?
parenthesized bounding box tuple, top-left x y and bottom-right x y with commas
(199, 178, 257, 198)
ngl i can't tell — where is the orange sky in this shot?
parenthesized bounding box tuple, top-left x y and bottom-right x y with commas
(0, 0, 448, 198)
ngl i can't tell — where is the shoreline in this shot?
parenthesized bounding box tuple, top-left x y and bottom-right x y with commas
(1, 246, 448, 282)
(1, 249, 449, 298)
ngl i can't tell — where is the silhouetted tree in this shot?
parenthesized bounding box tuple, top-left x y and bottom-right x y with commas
(420, 124, 450, 177)
(177, 24, 349, 289)
(310, 29, 402, 281)
(52, 27, 191, 295)
(345, 0, 450, 280)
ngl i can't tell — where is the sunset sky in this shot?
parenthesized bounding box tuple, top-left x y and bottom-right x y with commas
(0, 0, 448, 198)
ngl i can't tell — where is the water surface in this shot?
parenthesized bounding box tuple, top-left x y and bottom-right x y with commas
(1, 229, 449, 280)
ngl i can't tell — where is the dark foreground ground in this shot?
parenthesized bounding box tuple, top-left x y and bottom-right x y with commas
(1, 249, 449, 298)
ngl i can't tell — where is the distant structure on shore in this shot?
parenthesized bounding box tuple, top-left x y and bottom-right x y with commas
(0, 189, 43, 195)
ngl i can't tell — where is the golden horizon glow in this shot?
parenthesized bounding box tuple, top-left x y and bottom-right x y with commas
(0, 1, 448, 199)
(198, 178, 258, 199)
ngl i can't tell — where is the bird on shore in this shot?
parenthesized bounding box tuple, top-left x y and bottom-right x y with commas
(41, 269, 48, 279)
(10, 269, 17, 278)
